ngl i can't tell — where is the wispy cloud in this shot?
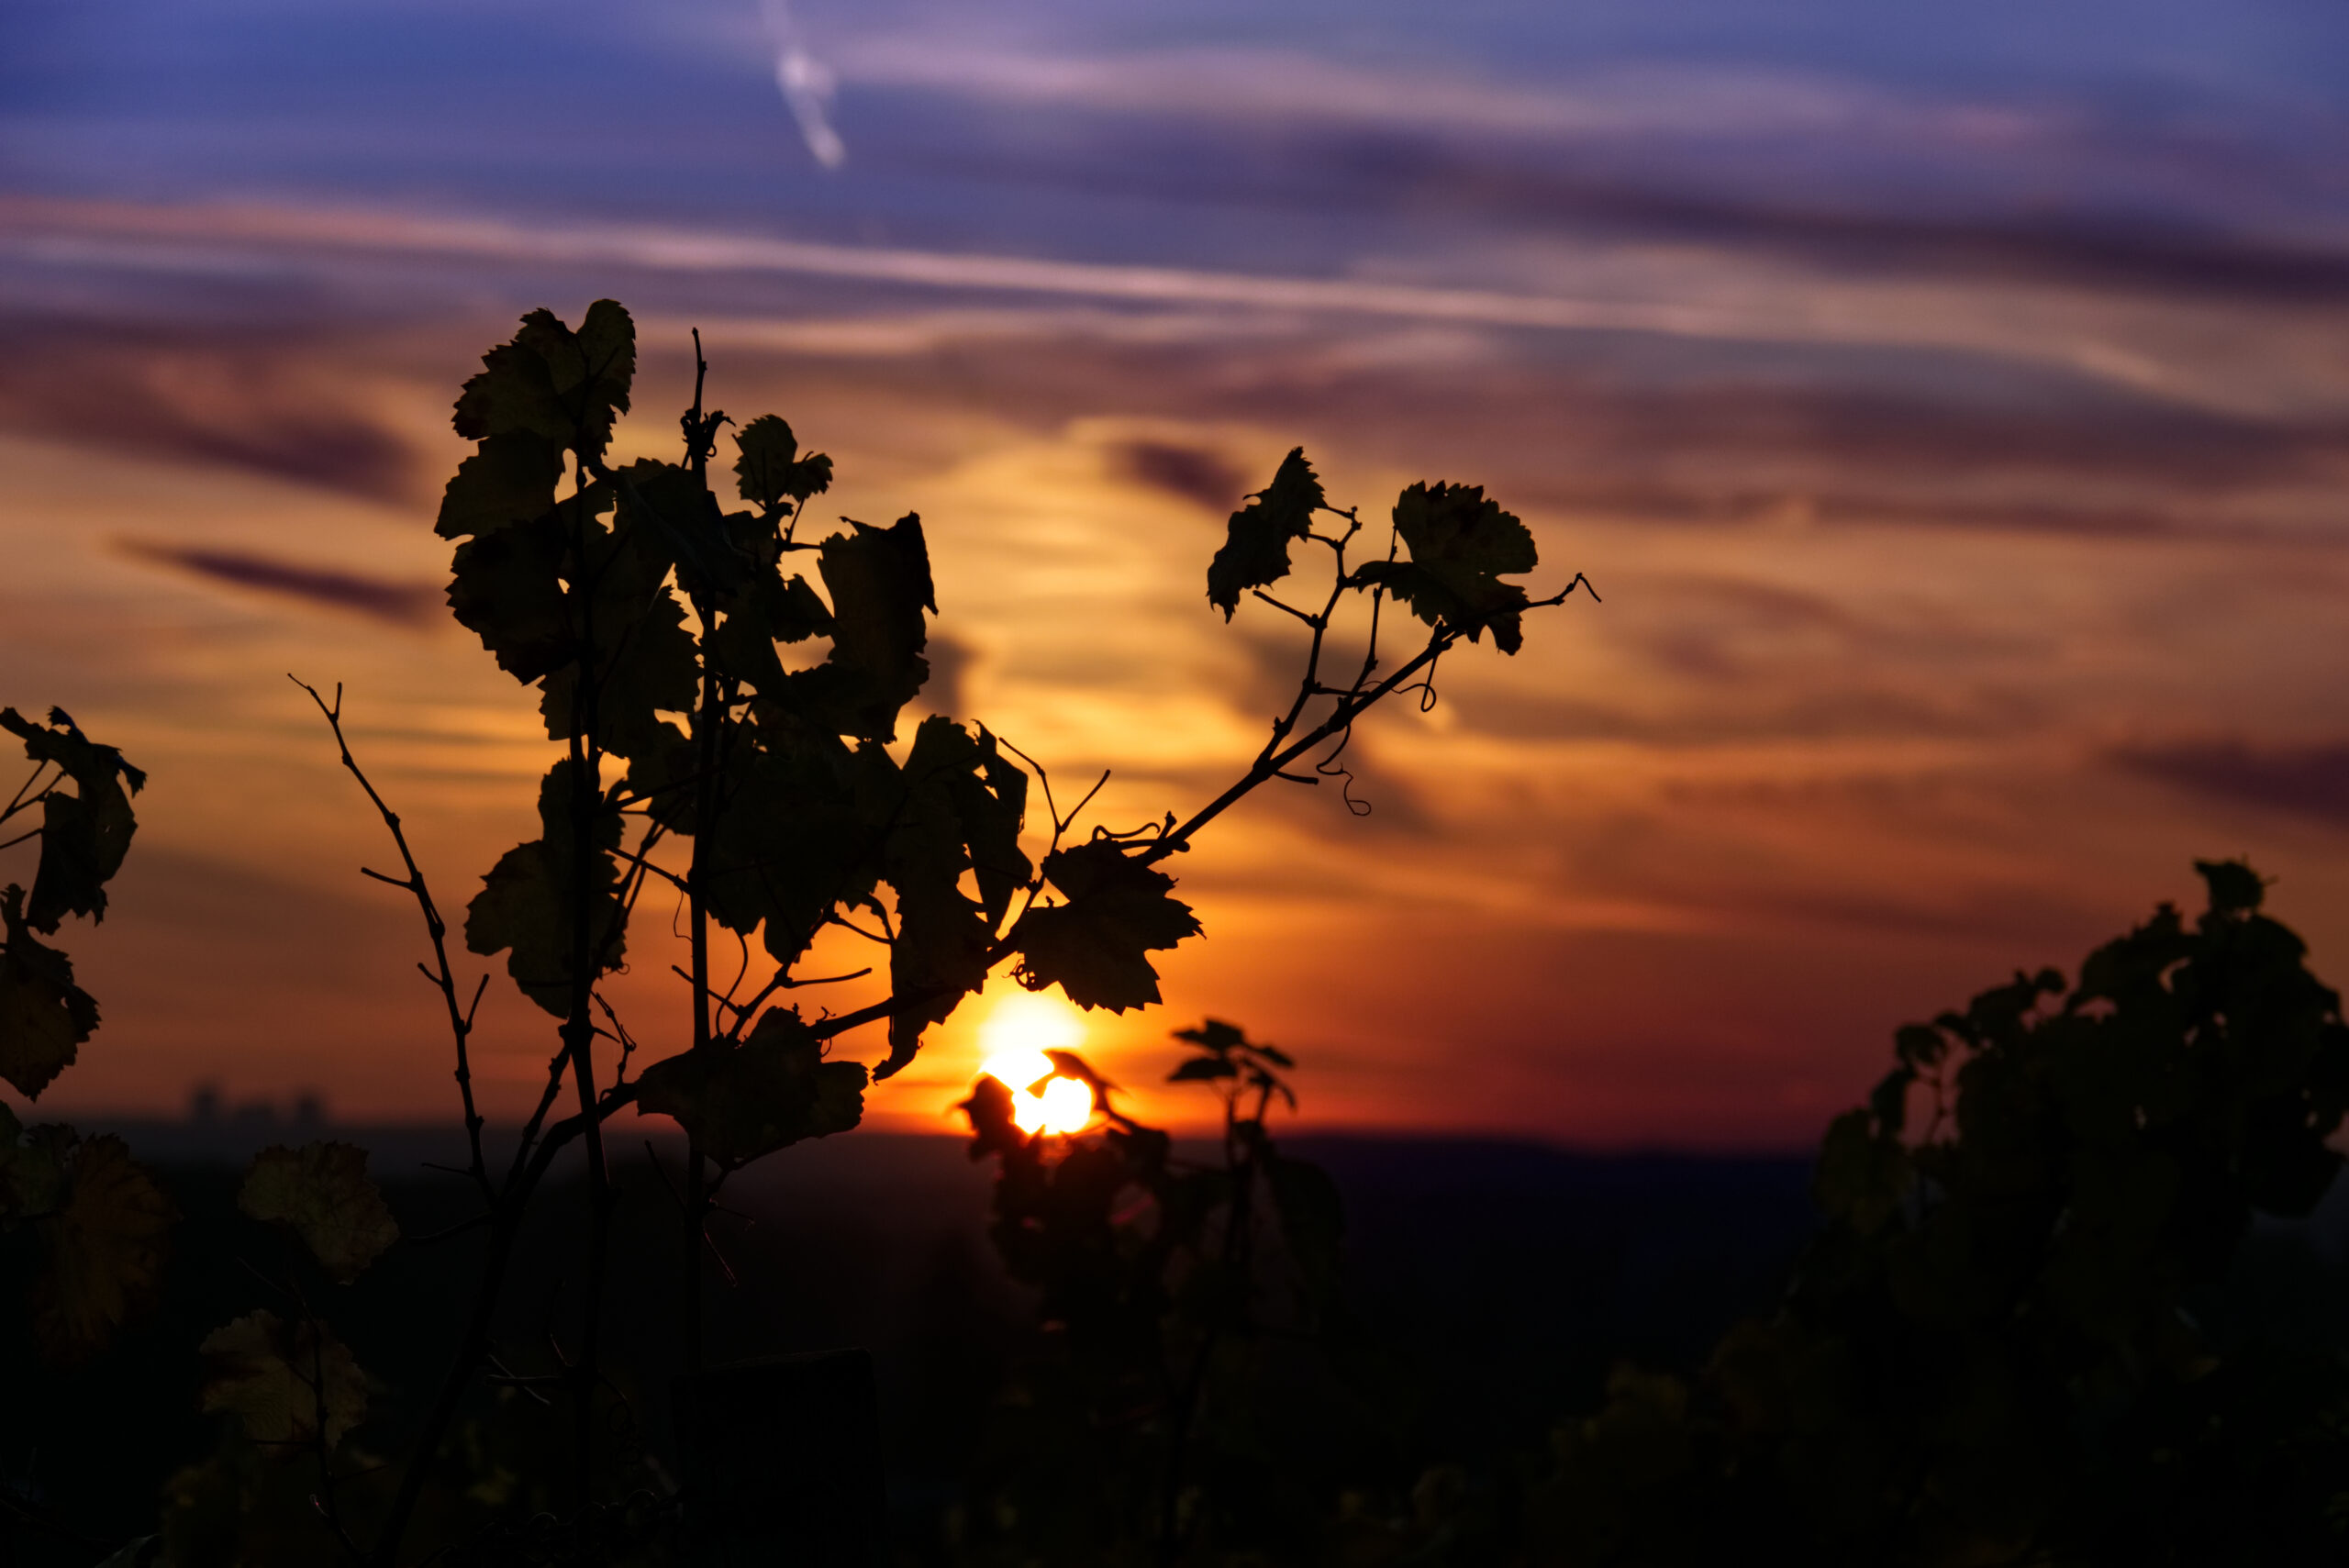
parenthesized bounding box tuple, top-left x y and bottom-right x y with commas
(119, 540, 440, 625)
(829, 42, 2060, 150)
(762, 0, 845, 170)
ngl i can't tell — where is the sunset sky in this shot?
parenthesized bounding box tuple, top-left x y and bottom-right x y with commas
(5, 0, 2349, 1148)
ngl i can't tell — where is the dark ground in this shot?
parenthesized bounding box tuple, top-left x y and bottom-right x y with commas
(0, 1122, 1838, 1560)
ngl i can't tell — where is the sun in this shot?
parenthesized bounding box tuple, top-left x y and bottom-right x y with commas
(974, 990, 1096, 1136)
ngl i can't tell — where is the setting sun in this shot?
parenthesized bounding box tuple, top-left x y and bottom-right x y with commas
(975, 991, 1097, 1136)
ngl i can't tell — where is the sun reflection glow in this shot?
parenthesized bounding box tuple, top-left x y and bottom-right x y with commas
(975, 991, 1096, 1136)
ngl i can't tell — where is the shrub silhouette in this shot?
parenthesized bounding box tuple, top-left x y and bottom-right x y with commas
(1530, 860, 2349, 1567)
(954, 1019, 1354, 1566)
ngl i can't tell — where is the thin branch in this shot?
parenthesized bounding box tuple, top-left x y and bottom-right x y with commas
(292, 677, 493, 1198)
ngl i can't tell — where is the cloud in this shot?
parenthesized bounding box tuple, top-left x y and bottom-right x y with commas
(120, 540, 440, 625)
(1108, 438, 1246, 514)
(2114, 740, 2349, 829)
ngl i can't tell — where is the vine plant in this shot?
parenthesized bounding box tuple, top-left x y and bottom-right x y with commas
(5, 298, 1596, 1563)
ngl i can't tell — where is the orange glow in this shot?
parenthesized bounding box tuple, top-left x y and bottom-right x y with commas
(976, 992, 1097, 1135)
(1010, 1074, 1097, 1137)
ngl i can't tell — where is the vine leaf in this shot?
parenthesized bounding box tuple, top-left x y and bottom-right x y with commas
(199, 1310, 368, 1447)
(1354, 482, 1539, 654)
(805, 514, 937, 740)
(31, 1134, 178, 1365)
(0, 1106, 67, 1224)
(2, 706, 145, 931)
(447, 512, 575, 684)
(634, 1008, 866, 1169)
(434, 430, 564, 542)
(465, 760, 626, 1016)
(876, 719, 1032, 1073)
(532, 514, 697, 762)
(1206, 448, 1323, 620)
(707, 573, 832, 698)
(239, 1141, 399, 1285)
(733, 415, 835, 512)
(0, 884, 98, 1098)
(1010, 841, 1201, 1012)
(693, 725, 883, 967)
(452, 300, 636, 461)
(618, 458, 745, 600)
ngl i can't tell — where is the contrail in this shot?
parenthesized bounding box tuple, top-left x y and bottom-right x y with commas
(762, 0, 845, 170)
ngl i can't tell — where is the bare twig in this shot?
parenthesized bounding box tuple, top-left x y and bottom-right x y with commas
(293, 677, 493, 1199)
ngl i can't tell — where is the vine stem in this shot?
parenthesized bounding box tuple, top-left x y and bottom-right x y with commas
(293, 678, 492, 1197)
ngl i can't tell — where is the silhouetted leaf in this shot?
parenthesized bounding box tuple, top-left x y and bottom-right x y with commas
(3, 706, 144, 930)
(1206, 448, 1323, 620)
(239, 1142, 399, 1284)
(1812, 1108, 1909, 1236)
(532, 517, 697, 760)
(807, 514, 937, 740)
(453, 300, 635, 461)
(876, 718, 1006, 1073)
(955, 728, 1031, 929)
(617, 458, 745, 599)
(959, 1073, 1023, 1159)
(2196, 856, 2266, 916)
(31, 1134, 177, 1364)
(696, 724, 882, 966)
(0, 1105, 66, 1224)
(1010, 841, 1200, 1012)
(707, 574, 833, 698)
(434, 430, 564, 541)
(1174, 1018, 1247, 1053)
(634, 1008, 865, 1169)
(464, 760, 626, 1016)
(733, 415, 834, 512)
(0, 884, 97, 1098)
(1355, 482, 1538, 653)
(199, 1310, 368, 1447)
(447, 512, 573, 684)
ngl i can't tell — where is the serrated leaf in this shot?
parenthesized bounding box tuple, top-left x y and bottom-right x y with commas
(634, 1007, 865, 1168)
(452, 301, 635, 460)
(0, 1106, 67, 1225)
(239, 1142, 399, 1284)
(435, 429, 565, 541)
(1356, 482, 1538, 654)
(447, 513, 573, 684)
(697, 723, 881, 965)
(1009, 841, 1201, 1012)
(954, 729, 1031, 929)
(464, 760, 626, 1017)
(617, 458, 745, 599)
(32, 1134, 177, 1364)
(1206, 448, 1323, 620)
(535, 562, 697, 762)
(199, 1309, 368, 1447)
(874, 718, 1004, 1073)
(1, 884, 97, 1098)
(809, 514, 936, 740)
(3, 706, 144, 931)
(885, 874, 992, 1077)
(733, 414, 834, 511)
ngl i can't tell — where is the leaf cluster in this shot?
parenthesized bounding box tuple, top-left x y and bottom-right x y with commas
(1531, 861, 2349, 1566)
(954, 1020, 1352, 1566)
